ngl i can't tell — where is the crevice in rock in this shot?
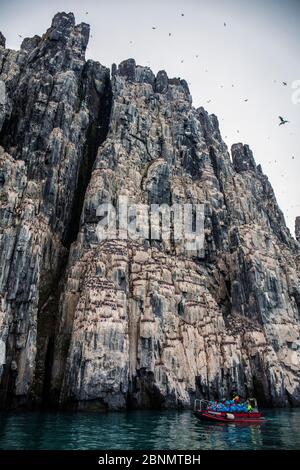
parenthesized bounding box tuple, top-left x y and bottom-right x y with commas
(33, 250, 68, 408)
(209, 147, 222, 189)
(33, 72, 113, 408)
(0, 110, 20, 154)
(63, 74, 112, 247)
(41, 336, 55, 406)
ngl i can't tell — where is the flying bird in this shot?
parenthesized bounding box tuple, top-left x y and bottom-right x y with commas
(18, 34, 23, 38)
(169, 32, 171, 36)
(278, 116, 289, 125)
(282, 81, 287, 86)
(85, 11, 88, 15)
(152, 26, 156, 30)
(244, 99, 248, 102)
(224, 22, 226, 27)
(181, 13, 184, 16)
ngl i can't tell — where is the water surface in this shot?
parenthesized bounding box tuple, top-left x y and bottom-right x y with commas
(0, 409, 299, 450)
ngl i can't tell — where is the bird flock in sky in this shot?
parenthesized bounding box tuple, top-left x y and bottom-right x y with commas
(15, 9, 294, 166)
(138, 12, 291, 131)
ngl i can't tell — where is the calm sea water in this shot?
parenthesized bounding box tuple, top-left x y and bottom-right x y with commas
(0, 409, 299, 450)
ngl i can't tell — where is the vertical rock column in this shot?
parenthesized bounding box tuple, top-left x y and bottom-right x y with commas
(296, 217, 300, 243)
(0, 12, 112, 408)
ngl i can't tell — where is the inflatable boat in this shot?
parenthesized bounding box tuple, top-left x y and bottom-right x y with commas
(194, 399, 264, 424)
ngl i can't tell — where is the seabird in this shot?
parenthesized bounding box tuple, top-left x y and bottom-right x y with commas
(278, 116, 289, 125)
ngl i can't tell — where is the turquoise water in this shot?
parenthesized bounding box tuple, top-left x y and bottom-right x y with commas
(0, 409, 299, 450)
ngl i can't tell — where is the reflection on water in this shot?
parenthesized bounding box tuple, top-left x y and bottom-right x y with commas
(0, 409, 299, 450)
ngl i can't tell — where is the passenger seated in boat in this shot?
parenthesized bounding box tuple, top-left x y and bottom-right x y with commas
(228, 400, 248, 412)
(207, 400, 217, 411)
(232, 392, 240, 404)
(216, 399, 227, 412)
(207, 397, 250, 413)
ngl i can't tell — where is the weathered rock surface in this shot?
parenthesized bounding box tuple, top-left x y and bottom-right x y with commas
(0, 12, 111, 407)
(296, 217, 300, 243)
(0, 13, 299, 410)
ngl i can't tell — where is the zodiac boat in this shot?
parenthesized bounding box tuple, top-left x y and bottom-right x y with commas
(193, 399, 264, 423)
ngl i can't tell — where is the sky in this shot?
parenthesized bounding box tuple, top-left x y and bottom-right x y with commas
(0, 0, 299, 236)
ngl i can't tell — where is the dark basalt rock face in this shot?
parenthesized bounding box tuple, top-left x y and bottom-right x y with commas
(0, 32, 5, 48)
(231, 143, 257, 172)
(0, 13, 299, 411)
(0, 12, 111, 408)
(296, 217, 300, 243)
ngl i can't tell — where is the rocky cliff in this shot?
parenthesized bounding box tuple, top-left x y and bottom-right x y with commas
(0, 12, 299, 410)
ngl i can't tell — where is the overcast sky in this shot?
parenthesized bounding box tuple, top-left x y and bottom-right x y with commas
(0, 0, 299, 236)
